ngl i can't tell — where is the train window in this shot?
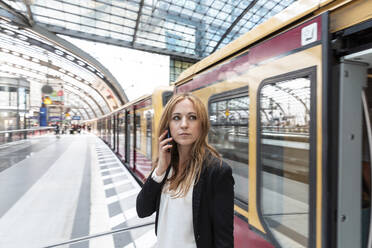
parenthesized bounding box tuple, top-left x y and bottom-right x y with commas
(208, 89, 249, 204)
(259, 76, 311, 248)
(145, 109, 153, 159)
(162, 91, 173, 106)
(135, 113, 141, 150)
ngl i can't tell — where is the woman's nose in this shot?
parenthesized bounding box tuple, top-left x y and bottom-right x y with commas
(180, 116, 188, 128)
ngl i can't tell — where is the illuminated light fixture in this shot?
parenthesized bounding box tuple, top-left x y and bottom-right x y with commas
(77, 60, 85, 66)
(11, 51, 20, 56)
(4, 29, 15, 35)
(0, 19, 9, 24)
(43, 96, 52, 105)
(32, 58, 39, 62)
(87, 66, 95, 72)
(55, 49, 64, 56)
(96, 72, 104, 78)
(59, 68, 66, 73)
(15, 64, 22, 68)
(75, 76, 82, 81)
(66, 55, 75, 61)
(1, 48, 10, 53)
(22, 54, 30, 59)
(67, 72, 74, 77)
(24, 0, 35, 5)
(17, 35, 28, 41)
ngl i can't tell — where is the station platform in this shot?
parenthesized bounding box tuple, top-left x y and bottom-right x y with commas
(0, 134, 156, 248)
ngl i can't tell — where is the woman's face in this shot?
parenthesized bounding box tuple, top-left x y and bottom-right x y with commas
(169, 99, 201, 149)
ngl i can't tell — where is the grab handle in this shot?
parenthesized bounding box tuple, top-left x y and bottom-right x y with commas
(362, 90, 372, 248)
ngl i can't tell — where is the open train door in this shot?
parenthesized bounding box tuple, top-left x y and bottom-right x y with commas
(248, 13, 330, 248)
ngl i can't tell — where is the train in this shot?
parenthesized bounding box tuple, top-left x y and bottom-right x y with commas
(88, 0, 372, 247)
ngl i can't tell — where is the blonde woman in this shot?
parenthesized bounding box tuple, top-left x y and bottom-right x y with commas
(136, 93, 234, 248)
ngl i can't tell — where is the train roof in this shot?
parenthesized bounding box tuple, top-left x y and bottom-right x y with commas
(175, 0, 334, 85)
(88, 85, 174, 121)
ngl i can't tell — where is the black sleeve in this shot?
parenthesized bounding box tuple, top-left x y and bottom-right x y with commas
(136, 174, 163, 218)
(213, 162, 235, 248)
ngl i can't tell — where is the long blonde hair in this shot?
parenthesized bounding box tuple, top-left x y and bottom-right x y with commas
(155, 93, 220, 197)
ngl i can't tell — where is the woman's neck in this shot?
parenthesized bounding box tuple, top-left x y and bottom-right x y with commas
(177, 145, 191, 167)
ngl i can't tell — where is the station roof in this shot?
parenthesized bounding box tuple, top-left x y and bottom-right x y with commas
(1, 0, 297, 60)
(0, 0, 297, 120)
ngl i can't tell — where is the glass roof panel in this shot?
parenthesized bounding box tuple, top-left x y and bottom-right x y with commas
(2, 0, 298, 60)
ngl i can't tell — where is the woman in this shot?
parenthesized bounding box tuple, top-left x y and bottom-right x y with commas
(136, 93, 234, 248)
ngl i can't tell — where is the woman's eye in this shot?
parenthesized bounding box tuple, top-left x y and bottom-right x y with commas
(189, 115, 197, 120)
(172, 116, 180, 121)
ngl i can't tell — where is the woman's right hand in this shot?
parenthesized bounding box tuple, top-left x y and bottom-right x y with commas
(157, 129, 173, 176)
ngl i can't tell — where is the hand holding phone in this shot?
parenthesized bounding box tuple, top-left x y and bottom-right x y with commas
(157, 128, 173, 175)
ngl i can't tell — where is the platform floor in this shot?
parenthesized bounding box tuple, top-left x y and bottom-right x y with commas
(0, 134, 156, 248)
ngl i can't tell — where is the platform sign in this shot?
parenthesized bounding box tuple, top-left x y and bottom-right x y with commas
(72, 116, 81, 120)
(39, 107, 47, 126)
(49, 116, 61, 122)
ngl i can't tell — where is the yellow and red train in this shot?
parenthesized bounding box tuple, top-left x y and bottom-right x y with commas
(90, 0, 372, 247)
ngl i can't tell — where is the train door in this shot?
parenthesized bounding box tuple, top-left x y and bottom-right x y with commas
(117, 111, 125, 160)
(362, 72, 372, 248)
(104, 117, 108, 143)
(249, 14, 328, 248)
(126, 108, 135, 169)
(115, 113, 119, 154)
(107, 117, 111, 146)
(112, 115, 116, 151)
(125, 109, 130, 164)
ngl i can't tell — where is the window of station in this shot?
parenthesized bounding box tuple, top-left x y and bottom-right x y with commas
(170, 58, 194, 83)
(208, 89, 249, 204)
(258, 75, 312, 248)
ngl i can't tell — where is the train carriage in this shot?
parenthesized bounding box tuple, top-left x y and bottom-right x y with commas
(91, 0, 372, 247)
(95, 86, 174, 181)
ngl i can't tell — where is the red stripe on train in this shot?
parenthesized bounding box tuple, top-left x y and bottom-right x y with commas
(178, 15, 322, 93)
(234, 216, 273, 248)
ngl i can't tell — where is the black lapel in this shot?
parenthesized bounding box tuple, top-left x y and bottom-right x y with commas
(192, 164, 207, 236)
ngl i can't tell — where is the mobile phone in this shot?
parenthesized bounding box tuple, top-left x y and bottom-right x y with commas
(167, 127, 172, 152)
(167, 127, 172, 139)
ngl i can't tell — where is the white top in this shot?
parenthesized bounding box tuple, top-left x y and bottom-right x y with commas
(152, 167, 197, 248)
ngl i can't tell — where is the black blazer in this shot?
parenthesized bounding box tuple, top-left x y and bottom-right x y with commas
(136, 155, 235, 248)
